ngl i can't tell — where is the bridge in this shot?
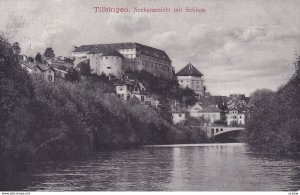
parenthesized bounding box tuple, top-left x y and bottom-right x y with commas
(205, 126, 245, 138)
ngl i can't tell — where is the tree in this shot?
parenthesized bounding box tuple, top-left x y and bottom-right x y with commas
(27, 56, 34, 63)
(0, 36, 36, 168)
(12, 42, 20, 55)
(157, 100, 173, 124)
(35, 52, 43, 63)
(79, 60, 91, 76)
(43, 47, 55, 59)
(65, 68, 80, 82)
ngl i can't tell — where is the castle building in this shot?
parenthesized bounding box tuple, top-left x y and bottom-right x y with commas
(72, 42, 173, 79)
(175, 63, 205, 96)
(88, 48, 124, 79)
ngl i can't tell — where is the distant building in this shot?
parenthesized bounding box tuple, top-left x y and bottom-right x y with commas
(21, 62, 55, 83)
(226, 108, 246, 126)
(188, 103, 221, 124)
(72, 42, 173, 79)
(176, 63, 205, 96)
(115, 80, 148, 102)
(171, 106, 187, 124)
(89, 48, 124, 79)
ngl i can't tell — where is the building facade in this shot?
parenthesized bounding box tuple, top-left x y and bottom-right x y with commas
(21, 62, 55, 83)
(72, 42, 173, 79)
(226, 109, 246, 126)
(88, 49, 123, 79)
(176, 63, 205, 96)
(188, 103, 221, 124)
(115, 80, 148, 102)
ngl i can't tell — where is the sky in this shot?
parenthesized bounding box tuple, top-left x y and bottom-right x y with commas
(1, 0, 300, 96)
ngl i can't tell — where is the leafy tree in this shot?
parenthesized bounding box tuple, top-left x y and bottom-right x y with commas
(245, 55, 300, 155)
(79, 60, 91, 76)
(43, 47, 55, 59)
(0, 36, 35, 168)
(12, 42, 20, 55)
(65, 68, 80, 82)
(64, 57, 74, 64)
(35, 52, 43, 63)
(156, 100, 173, 124)
(27, 56, 34, 63)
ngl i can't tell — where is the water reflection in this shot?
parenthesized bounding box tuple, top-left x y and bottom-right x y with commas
(2, 143, 299, 191)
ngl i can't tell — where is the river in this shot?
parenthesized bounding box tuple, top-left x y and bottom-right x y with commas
(3, 143, 300, 191)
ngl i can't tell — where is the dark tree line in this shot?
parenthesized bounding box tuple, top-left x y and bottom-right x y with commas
(245, 56, 300, 155)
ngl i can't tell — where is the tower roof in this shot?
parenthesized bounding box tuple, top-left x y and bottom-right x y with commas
(175, 63, 203, 77)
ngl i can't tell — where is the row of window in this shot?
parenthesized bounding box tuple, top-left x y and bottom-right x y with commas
(97, 56, 121, 60)
(137, 54, 170, 65)
(139, 61, 171, 72)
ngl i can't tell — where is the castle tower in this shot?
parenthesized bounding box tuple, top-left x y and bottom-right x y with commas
(175, 63, 204, 96)
(89, 48, 123, 79)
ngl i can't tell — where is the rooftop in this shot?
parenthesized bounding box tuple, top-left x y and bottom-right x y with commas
(73, 42, 171, 61)
(175, 63, 203, 77)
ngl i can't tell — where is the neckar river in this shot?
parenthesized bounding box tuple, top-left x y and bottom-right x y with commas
(7, 143, 300, 191)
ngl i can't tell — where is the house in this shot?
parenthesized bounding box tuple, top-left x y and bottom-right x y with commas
(226, 108, 246, 126)
(171, 105, 187, 124)
(115, 80, 148, 102)
(175, 63, 205, 96)
(21, 62, 56, 82)
(188, 103, 222, 124)
(72, 42, 173, 79)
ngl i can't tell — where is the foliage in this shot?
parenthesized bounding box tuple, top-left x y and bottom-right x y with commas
(12, 42, 20, 55)
(35, 52, 43, 63)
(125, 70, 197, 106)
(65, 68, 80, 82)
(63, 57, 74, 64)
(43, 47, 55, 59)
(27, 57, 34, 63)
(0, 36, 35, 171)
(245, 56, 300, 155)
(78, 60, 91, 76)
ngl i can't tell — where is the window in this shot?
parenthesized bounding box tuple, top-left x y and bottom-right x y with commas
(179, 114, 182, 117)
(119, 87, 123, 91)
(106, 57, 108, 59)
(47, 75, 53, 82)
(240, 116, 242, 118)
(181, 80, 183, 83)
(107, 67, 111, 69)
(141, 95, 144, 102)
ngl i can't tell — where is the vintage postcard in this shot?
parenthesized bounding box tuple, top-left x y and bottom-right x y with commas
(0, 0, 299, 193)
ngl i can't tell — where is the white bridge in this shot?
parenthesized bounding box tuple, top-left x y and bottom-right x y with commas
(205, 126, 245, 138)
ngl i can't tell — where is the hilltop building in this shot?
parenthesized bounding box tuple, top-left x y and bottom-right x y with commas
(114, 80, 148, 102)
(72, 42, 173, 79)
(21, 62, 56, 82)
(176, 63, 205, 96)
